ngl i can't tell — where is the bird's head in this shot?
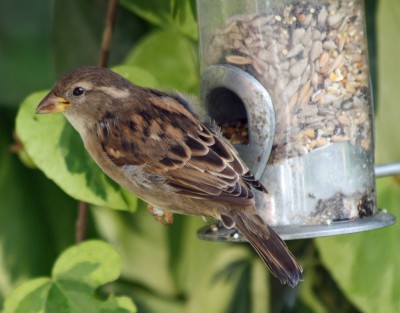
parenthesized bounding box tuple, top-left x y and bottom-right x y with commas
(36, 66, 135, 129)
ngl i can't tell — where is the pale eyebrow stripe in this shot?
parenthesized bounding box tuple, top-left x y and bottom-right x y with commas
(74, 81, 94, 90)
(98, 86, 130, 98)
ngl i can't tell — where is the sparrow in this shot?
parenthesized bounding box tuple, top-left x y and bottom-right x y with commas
(36, 66, 303, 287)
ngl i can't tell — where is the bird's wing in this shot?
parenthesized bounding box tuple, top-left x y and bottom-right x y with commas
(95, 91, 266, 206)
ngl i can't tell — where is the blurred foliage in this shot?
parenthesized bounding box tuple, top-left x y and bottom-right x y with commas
(1, 0, 400, 312)
(0, 0, 54, 107)
(119, 0, 197, 40)
(2, 241, 137, 313)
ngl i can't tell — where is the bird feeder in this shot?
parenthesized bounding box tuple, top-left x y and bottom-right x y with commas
(196, 0, 395, 241)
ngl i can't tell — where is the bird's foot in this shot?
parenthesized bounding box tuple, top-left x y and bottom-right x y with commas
(147, 205, 174, 225)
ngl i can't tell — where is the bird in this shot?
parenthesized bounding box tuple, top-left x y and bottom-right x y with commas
(36, 66, 303, 287)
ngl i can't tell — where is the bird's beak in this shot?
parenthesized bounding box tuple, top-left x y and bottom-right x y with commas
(35, 91, 71, 114)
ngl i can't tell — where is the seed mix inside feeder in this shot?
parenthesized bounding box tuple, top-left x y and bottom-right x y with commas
(196, 0, 395, 241)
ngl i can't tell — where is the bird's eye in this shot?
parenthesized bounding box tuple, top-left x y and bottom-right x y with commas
(73, 87, 85, 96)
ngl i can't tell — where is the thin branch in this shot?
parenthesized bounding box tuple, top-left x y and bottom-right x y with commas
(76, 0, 119, 244)
(76, 201, 89, 243)
(99, 0, 119, 68)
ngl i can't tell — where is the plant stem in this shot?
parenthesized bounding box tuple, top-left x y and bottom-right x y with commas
(76, 201, 89, 243)
(76, 0, 119, 243)
(99, 0, 119, 68)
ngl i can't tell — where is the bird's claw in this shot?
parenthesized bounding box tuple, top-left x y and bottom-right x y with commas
(147, 205, 174, 225)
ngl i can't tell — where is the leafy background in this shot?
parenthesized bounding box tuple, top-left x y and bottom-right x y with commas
(0, 0, 399, 312)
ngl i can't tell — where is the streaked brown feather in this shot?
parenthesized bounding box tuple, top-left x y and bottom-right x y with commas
(185, 135, 209, 156)
(224, 209, 303, 288)
(95, 90, 262, 205)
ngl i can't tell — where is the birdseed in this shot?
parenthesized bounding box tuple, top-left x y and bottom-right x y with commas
(206, 0, 372, 164)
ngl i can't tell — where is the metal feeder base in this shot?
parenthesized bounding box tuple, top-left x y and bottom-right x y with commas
(197, 210, 395, 241)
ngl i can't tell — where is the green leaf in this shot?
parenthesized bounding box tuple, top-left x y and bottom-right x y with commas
(125, 30, 199, 93)
(52, 0, 148, 73)
(375, 0, 400, 163)
(15, 91, 136, 211)
(0, 119, 78, 300)
(119, 0, 197, 40)
(1, 241, 136, 313)
(111, 65, 159, 89)
(185, 248, 252, 313)
(15, 66, 157, 211)
(92, 203, 179, 297)
(92, 204, 269, 313)
(315, 178, 400, 313)
(52, 242, 120, 288)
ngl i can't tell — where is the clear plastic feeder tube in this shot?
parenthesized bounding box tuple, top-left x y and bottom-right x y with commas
(197, 0, 381, 230)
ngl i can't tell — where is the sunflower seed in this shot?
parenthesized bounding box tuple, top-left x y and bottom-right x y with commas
(310, 41, 323, 62)
(290, 58, 308, 78)
(226, 55, 253, 65)
(318, 6, 328, 28)
(206, 0, 372, 164)
(287, 44, 305, 58)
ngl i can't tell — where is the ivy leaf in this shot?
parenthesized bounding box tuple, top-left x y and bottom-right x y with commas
(0, 125, 79, 298)
(125, 30, 199, 93)
(93, 204, 270, 313)
(1, 241, 137, 313)
(16, 91, 136, 211)
(15, 66, 157, 211)
(111, 65, 159, 89)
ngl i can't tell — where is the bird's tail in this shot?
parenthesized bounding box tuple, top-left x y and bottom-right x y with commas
(222, 210, 303, 287)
